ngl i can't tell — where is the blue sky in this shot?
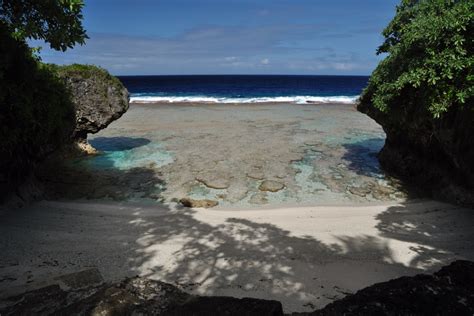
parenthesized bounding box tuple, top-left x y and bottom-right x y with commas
(36, 0, 400, 75)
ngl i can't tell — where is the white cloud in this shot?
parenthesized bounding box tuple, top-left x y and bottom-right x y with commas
(35, 24, 376, 75)
(224, 56, 238, 62)
(333, 62, 356, 71)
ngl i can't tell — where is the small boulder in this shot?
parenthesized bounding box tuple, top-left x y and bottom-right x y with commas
(249, 193, 269, 205)
(179, 198, 218, 208)
(259, 180, 285, 192)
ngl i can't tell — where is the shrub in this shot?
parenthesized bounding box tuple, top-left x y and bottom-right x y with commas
(360, 0, 473, 118)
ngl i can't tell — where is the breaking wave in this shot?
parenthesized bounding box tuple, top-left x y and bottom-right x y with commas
(129, 95, 359, 104)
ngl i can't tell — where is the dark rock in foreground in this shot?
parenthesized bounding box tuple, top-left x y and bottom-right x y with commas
(180, 197, 219, 208)
(0, 275, 283, 316)
(2, 261, 473, 315)
(304, 260, 474, 316)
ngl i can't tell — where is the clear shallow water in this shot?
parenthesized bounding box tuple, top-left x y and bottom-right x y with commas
(118, 75, 368, 104)
(75, 137, 173, 170)
(77, 103, 405, 207)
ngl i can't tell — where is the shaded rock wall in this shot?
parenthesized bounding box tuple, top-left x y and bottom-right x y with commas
(54, 64, 129, 141)
(358, 97, 474, 206)
(0, 25, 74, 204)
(1, 63, 129, 206)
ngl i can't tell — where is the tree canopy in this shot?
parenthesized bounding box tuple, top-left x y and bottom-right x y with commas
(0, 0, 87, 51)
(0, 0, 87, 197)
(360, 0, 473, 118)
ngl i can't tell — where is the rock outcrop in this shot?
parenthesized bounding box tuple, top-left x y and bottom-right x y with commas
(0, 273, 283, 315)
(0, 63, 129, 205)
(55, 64, 129, 142)
(259, 180, 285, 192)
(358, 97, 474, 206)
(179, 197, 219, 208)
(307, 260, 474, 315)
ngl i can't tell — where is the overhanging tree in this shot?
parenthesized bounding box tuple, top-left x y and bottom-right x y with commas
(360, 0, 473, 118)
(0, 0, 87, 198)
(0, 0, 87, 51)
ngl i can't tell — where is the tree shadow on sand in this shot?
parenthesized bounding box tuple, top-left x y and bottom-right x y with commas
(118, 200, 473, 311)
(2, 136, 473, 313)
(375, 201, 474, 269)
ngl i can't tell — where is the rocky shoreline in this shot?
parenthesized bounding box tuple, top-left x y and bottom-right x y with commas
(48, 102, 408, 208)
(1, 65, 129, 208)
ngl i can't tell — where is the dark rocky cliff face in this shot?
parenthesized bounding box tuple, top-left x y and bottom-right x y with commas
(357, 97, 474, 206)
(308, 260, 474, 316)
(55, 64, 129, 142)
(1, 63, 129, 205)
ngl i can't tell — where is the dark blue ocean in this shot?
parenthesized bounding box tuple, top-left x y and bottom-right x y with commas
(118, 75, 369, 104)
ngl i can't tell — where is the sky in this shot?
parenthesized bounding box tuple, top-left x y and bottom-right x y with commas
(36, 0, 400, 76)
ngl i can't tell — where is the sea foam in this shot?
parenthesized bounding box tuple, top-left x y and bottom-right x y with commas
(129, 95, 359, 104)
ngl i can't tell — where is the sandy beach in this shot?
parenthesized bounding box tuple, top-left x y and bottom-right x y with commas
(1, 102, 473, 313)
(1, 0, 472, 313)
(1, 199, 473, 313)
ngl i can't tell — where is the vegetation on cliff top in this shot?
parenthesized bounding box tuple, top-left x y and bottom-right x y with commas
(0, 0, 87, 199)
(359, 0, 474, 204)
(0, 23, 75, 195)
(48, 63, 125, 91)
(360, 0, 473, 118)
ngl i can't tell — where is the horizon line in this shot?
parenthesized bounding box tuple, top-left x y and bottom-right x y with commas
(115, 73, 371, 77)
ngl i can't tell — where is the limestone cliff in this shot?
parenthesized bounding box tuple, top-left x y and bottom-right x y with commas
(0, 63, 129, 205)
(54, 64, 129, 142)
(357, 96, 474, 206)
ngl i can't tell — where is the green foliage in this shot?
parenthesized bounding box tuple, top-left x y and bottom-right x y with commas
(49, 63, 125, 88)
(0, 0, 87, 51)
(0, 22, 74, 192)
(360, 0, 473, 118)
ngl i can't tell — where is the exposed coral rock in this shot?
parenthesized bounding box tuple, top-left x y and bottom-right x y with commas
(347, 185, 372, 197)
(249, 192, 269, 204)
(179, 197, 219, 208)
(196, 176, 230, 189)
(259, 180, 285, 192)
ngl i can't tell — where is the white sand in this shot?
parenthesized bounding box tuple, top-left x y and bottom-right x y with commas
(1, 199, 473, 313)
